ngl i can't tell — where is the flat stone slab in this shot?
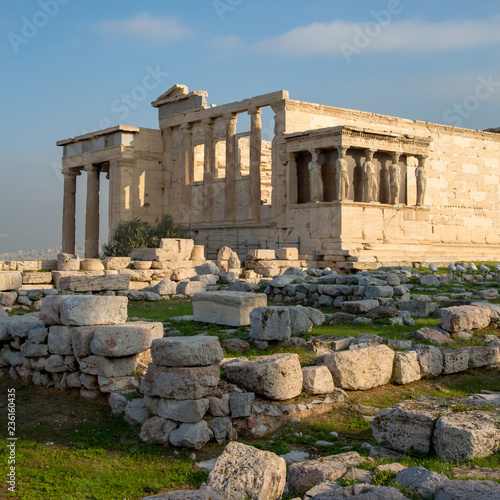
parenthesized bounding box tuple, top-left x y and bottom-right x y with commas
(140, 364, 220, 400)
(192, 291, 267, 327)
(0, 272, 22, 291)
(59, 274, 130, 292)
(60, 296, 128, 326)
(90, 322, 163, 357)
(151, 336, 224, 367)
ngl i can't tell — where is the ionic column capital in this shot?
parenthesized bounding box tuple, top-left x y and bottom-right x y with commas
(62, 168, 81, 178)
(248, 106, 262, 116)
(180, 122, 193, 131)
(84, 164, 99, 173)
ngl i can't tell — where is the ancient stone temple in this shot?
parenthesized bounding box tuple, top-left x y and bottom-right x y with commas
(58, 84, 500, 268)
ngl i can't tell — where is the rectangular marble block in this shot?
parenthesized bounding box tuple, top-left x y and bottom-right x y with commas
(192, 291, 267, 326)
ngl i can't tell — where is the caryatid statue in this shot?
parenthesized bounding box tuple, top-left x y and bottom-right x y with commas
(335, 146, 350, 200)
(363, 149, 378, 202)
(308, 149, 324, 202)
(416, 155, 427, 206)
(389, 152, 401, 205)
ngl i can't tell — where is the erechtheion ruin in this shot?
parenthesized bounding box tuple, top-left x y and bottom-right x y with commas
(58, 84, 500, 268)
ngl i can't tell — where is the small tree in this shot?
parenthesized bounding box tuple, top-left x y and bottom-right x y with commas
(101, 215, 188, 257)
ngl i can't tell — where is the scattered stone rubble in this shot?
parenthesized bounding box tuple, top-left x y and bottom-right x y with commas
(371, 397, 500, 461)
(142, 440, 500, 499)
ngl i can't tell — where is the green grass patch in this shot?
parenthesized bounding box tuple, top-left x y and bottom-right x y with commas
(128, 298, 193, 321)
(0, 380, 208, 500)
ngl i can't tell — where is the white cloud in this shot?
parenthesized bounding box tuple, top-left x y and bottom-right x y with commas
(253, 16, 500, 56)
(95, 12, 191, 44)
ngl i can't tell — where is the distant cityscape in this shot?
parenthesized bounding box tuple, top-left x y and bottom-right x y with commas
(0, 246, 85, 261)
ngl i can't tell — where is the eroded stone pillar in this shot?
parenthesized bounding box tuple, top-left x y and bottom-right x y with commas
(416, 155, 427, 206)
(389, 152, 402, 205)
(181, 123, 193, 219)
(203, 118, 215, 223)
(62, 168, 80, 254)
(336, 147, 350, 201)
(84, 164, 100, 258)
(249, 107, 262, 220)
(224, 113, 238, 222)
(308, 149, 323, 202)
(363, 149, 378, 203)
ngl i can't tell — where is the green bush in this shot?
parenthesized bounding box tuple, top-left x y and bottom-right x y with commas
(101, 215, 188, 257)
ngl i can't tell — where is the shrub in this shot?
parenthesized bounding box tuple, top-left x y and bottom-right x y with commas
(101, 215, 188, 257)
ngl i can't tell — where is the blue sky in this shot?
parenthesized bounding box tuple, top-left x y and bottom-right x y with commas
(1, 0, 499, 253)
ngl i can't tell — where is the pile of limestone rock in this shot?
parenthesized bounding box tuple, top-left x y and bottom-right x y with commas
(134, 334, 346, 450)
(371, 395, 500, 461)
(0, 295, 162, 397)
(141, 440, 500, 500)
(264, 266, 500, 322)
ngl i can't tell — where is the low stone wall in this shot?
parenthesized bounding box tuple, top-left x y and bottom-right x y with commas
(0, 295, 163, 397)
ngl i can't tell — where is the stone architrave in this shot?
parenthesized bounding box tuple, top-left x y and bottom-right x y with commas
(416, 155, 427, 206)
(389, 152, 402, 204)
(192, 291, 267, 327)
(363, 149, 378, 202)
(308, 149, 323, 202)
(335, 146, 350, 200)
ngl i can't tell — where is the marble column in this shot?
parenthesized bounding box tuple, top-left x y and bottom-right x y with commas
(249, 107, 262, 220)
(203, 118, 215, 223)
(84, 164, 100, 258)
(181, 123, 193, 220)
(61, 168, 80, 254)
(161, 126, 173, 215)
(224, 113, 238, 222)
